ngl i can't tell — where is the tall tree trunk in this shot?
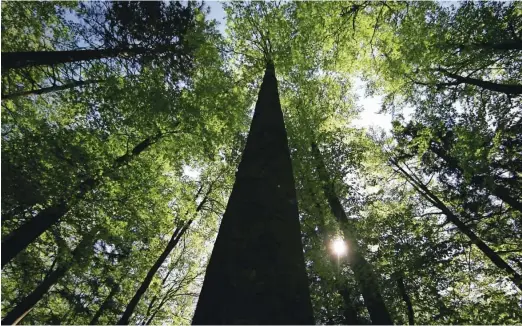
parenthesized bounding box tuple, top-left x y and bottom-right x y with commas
(396, 276, 415, 325)
(117, 185, 209, 325)
(1, 46, 169, 70)
(391, 159, 522, 291)
(1, 232, 97, 325)
(117, 224, 187, 325)
(429, 144, 522, 214)
(89, 282, 120, 325)
(192, 61, 314, 325)
(338, 286, 359, 325)
(2, 79, 100, 100)
(1, 133, 162, 267)
(438, 69, 522, 95)
(312, 143, 393, 325)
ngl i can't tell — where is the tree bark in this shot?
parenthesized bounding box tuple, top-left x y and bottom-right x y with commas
(1, 46, 169, 70)
(192, 61, 314, 325)
(89, 282, 120, 325)
(2, 79, 100, 100)
(475, 40, 522, 51)
(117, 185, 209, 325)
(396, 276, 414, 325)
(117, 223, 188, 325)
(338, 286, 359, 325)
(391, 160, 522, 291)
(429, 144, 522, 214)
(1, 133, 162, 267)
(1, 232, 96, 325)
(439, 69, 522, 95)
(312, 143, 393, 325)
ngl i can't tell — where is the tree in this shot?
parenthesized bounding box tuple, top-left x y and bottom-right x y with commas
(1, 229, 98, 325)
(312, 142, 393, 324)
(192, 61, 314, 324)
(117, 183, 212, 324)
(1, 132, 165, 267)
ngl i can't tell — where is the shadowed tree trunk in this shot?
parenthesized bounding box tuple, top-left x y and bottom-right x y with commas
(192, 61, 314, 325)
(117, 185, 210, 325)
(1, 79, 100, 100)
(428, 144, 522, 214)
(1, 231, 97, 325)
(1, 46, 170, 70)
(391, 159, 522, 291)
(312, 142, 393, 325)
(396, 276, 415, 325)
(338, 286, 359, 325)
(117, 223, 188, 325)
(1, 133, 163, 267)
(438, 69, 522, 95)
(89, 282, 120, 325)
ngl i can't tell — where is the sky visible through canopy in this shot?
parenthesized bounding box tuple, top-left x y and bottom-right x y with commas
(205, 0, 412, 133)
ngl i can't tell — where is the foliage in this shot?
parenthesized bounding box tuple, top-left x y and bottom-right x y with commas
(2, 0, 521, 324)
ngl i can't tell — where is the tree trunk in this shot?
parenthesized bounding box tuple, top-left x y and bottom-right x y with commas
(312, 143, 393, 325)
(89, 282, 120, 325)
(396, 276, 414, 325)
(117, 184, 210, 325)
(117, 223, 188, 325)
(2, 79, 100, 100)
(392, 160, 522, 291)
(475, 40, 522, 51)
(1, 46, 168, 70)
(1, 233, 96, 325)
(192, 61, 314, 325)
(338, 286, 359, 325)
(439, 69, 522, 95)
(429, 144, 522, 214)
(1, 133, 161, 267)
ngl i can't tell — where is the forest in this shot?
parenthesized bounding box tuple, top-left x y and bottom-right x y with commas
(1, 1, 521, 325)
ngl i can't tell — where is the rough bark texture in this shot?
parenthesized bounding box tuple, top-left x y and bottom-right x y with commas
(397, 276, 415, 325)
(1, 134, 161, 267)
(312, 143, 393, 325)
(1, 234, 95, 325)
(392, 160, 522, 291)
(192, 62, 314, 325)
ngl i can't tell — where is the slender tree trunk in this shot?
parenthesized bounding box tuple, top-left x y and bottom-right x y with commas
(392, 160, 522, 291)
(439, 69, 522, 95)
(117, 223, 187, 325)
(192, 61, 314, 325)
(475, 40, 522, 51)
(1, 133, 162, 267)
(429, 145, 522, 214)
(1, 232, 96, 325)
(117, 184, 209, 325)
(2, 79, 100, 100)
(312, 143, 393, 325)
(89, 283, 120, 325)
(396, 276, 414, 325)
(1, 46, 168, 70)
(338, 286, 359, 325)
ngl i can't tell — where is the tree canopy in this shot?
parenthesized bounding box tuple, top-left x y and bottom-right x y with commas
(2, 1, 521, 324)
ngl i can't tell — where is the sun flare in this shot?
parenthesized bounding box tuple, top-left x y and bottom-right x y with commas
(331, 238, 347, 257)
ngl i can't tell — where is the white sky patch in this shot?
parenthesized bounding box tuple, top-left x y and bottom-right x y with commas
(351, 78, 415, 132)
(183, 165, 202, 180)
